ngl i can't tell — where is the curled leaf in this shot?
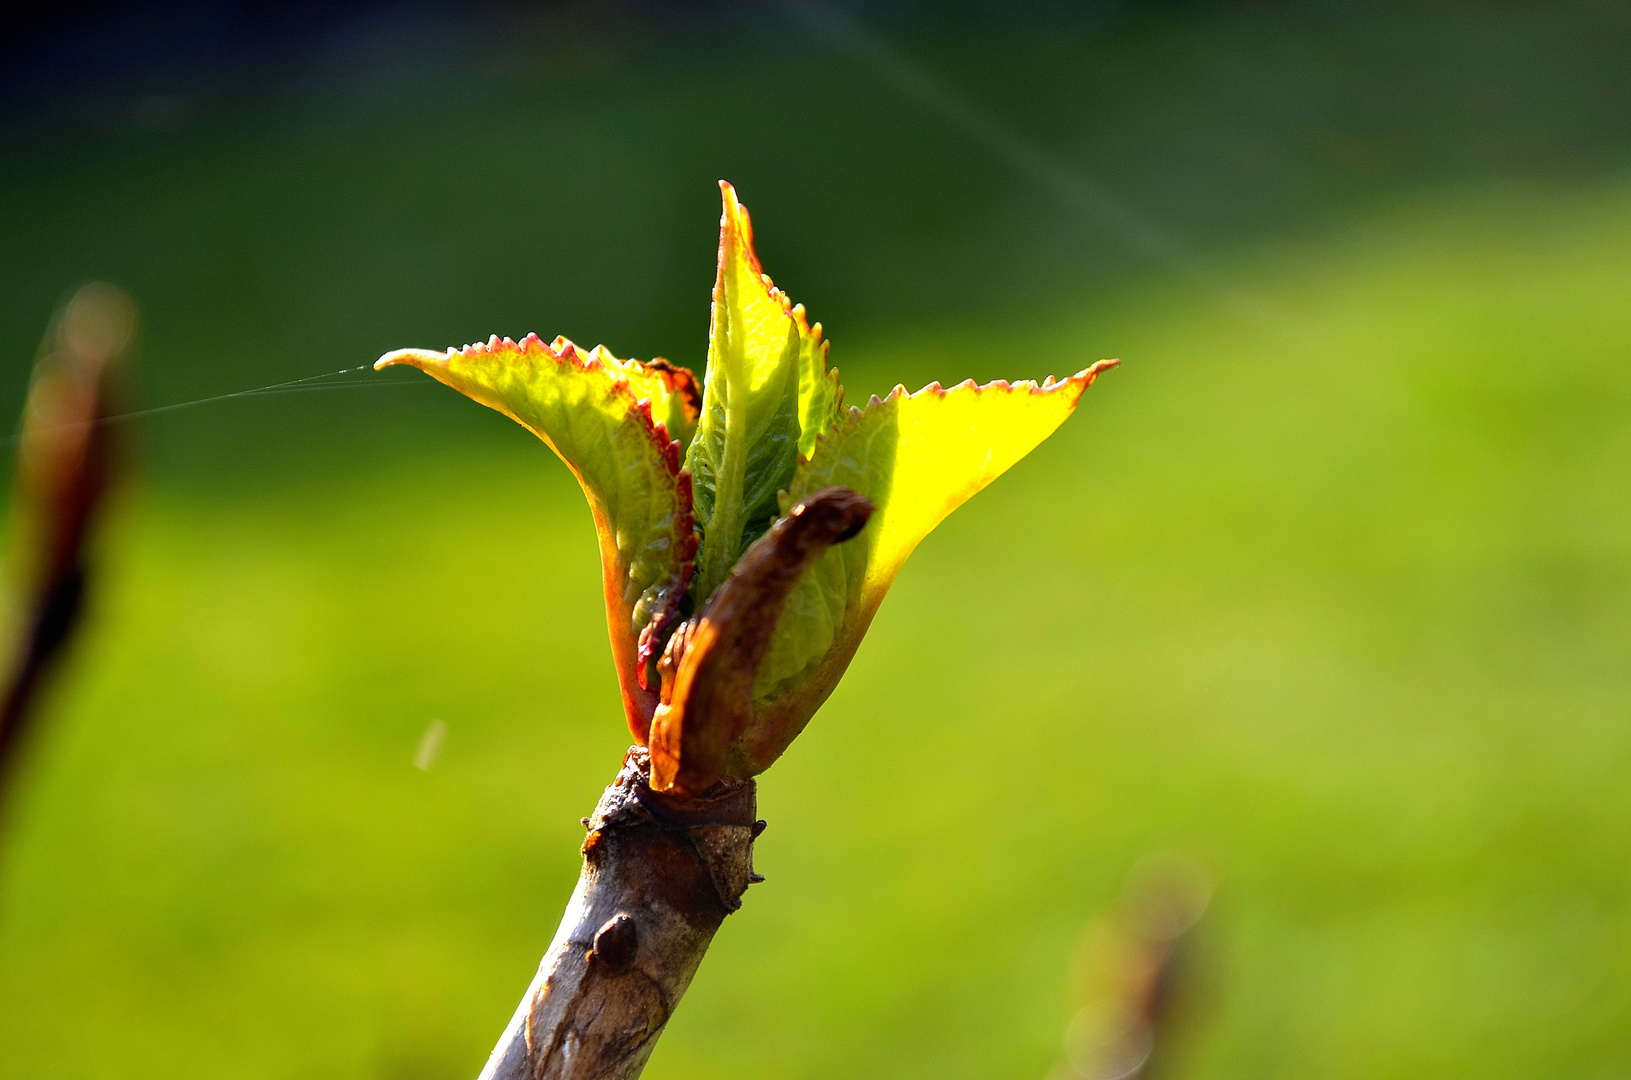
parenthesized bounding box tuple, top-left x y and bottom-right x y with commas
(686, 182, 839, 605)
(376, 334, 700, 740)
(649, 486, 872, 796)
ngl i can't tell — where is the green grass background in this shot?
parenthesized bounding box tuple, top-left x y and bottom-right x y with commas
(2, 3, 1630, 1078)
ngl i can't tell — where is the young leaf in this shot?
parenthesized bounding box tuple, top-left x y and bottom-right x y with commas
(615, 349, 702, 453)
(730, 362, 1118, 775)
(686, 182, 834, 605)
(375, 334, 700, 741)
(794, 305, 842, 459)
(371, 182, 1114, 788)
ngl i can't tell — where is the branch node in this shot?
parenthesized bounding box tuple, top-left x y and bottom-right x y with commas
(590, 914, 639, 974)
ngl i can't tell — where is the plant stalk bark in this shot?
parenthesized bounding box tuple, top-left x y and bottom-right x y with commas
(478, 746, 759, 1080)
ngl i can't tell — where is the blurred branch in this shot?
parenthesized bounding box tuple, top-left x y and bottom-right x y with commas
(1051, 853, 1214, 1080)
(0, 283, 131, 810)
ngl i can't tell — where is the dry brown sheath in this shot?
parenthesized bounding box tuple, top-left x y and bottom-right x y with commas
(648, 485, 873, 796)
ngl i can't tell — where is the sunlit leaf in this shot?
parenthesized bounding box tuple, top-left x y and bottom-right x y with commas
(794, 305, 842, 459)
(376, 334, 700, 741)
(608, 345, 702, 453)
(373, 182, 1115, 790)
(686, 182, 833, 604)
(729, 362, 1118, 775)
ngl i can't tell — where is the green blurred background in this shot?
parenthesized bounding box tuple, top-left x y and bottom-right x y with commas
(2, 1, 1630, 1076)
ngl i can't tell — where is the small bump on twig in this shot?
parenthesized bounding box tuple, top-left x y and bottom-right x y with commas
(590, 913, 639, 974)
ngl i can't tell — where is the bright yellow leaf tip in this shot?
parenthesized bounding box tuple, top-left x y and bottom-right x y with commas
(733, 359, 1118, 776)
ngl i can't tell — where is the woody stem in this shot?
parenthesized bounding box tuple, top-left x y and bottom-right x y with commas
(477, 747, 759, 1080)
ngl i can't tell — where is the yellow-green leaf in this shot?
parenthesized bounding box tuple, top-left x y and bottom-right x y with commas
(686, 182, 837, 605)
(375, 333, 700, 741)
(794, 304, 842, 459)
(730, 361, 1118, 775)
(611, 346, 702, 453)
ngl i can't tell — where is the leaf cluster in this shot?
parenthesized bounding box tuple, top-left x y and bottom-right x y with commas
(378, 182, 1113, 792)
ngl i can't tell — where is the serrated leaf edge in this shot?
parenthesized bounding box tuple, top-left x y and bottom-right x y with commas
(737, 357, 1120, 773)
(788, 358, 1119, 476)
(376, 332, 700, 740)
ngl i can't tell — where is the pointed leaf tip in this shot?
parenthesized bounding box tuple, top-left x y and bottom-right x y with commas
(375, 347, 447, 371)
(685, 182, 840, 606)
(735, 361, 1115, 773)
